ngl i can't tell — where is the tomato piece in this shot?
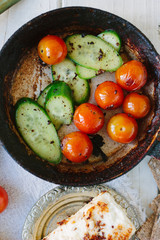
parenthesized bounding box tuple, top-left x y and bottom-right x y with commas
(73, 103, 104, 134)
(0, 186, 8, 213)
(115, 60, 147, 91)
(106, 113, 138, 143)
(61, 131, 93, 163)
(95, 81, 124, 109)
(38, 35, 67, 65)
(123, 92, 151, 119)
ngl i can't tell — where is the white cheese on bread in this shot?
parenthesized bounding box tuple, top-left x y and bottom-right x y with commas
(43, 191, 136, 240)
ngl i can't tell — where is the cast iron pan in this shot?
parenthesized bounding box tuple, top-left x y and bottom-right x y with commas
(0, 7, 160, 186)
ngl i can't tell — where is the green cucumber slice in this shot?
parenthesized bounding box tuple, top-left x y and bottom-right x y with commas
(37, 83, 53, 108)
(45, 81, 74, 130)
(98, 30, 121, 52)
(76, 65, 98, 80)
(15, 98, 61, 163)
(66, 34, 123, 71)
(51, 58, 90, 105)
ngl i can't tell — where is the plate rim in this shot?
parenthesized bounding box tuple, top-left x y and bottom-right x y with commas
(22, 184, 140, 240)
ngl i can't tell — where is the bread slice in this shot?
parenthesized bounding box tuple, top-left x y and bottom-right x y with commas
(43, 191, 136, 240)
(135, 213, 156, 240)
(148, 157, 160, 190)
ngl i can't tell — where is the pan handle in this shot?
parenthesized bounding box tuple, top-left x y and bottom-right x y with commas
(148, 132, 160, 159)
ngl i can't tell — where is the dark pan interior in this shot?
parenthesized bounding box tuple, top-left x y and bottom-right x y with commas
(0, 7, 160, 186)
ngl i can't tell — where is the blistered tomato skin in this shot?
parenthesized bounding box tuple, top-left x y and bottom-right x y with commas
(95, 81, 124, 109)
(115, 60, 147, 91)
(106, 113, 138, 143)
(61, 131, 93, 163)
(123, 92, 151, 119)
(0, 186, 8, 213)
(38, 35, 67, 65)
(73, 103, 105, 134)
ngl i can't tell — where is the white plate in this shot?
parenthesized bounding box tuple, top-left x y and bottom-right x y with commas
(22, 185, 140, 240)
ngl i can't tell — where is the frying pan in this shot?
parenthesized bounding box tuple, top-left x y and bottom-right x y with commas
(0, 7, 160, 186)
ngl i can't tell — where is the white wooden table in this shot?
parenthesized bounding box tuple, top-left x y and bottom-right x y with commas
(0, 0, 159, 239)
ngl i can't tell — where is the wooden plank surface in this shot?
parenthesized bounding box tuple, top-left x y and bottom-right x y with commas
(0, 0, 59, 48)
(0, 0, 159, 239)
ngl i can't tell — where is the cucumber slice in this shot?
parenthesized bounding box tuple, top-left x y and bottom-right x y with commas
(37, 83, 53, 108)
(66, 34, 123, 71)
(15, 98, 61, 163)
(45, 81, 74, 130)
(98, 30, 121, 52)
(51, 58, 90, 105)
(76, 65, 98, 80)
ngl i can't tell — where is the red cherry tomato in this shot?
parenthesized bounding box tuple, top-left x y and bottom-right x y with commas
(95, 81, 124, 109)
(106, 113, 138, 143)
(73, 103, 105, 134)
(0, 186, 8, 213)
(38, 35, 67, 65)
(61, 131, 93, 163)
(123, 92, 151, 119)
(115, 60, 147, 91)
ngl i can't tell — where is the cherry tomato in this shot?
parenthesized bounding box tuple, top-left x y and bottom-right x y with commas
(95, 81, 124, 109)
(61, 131, 93, 163)
(115, 60, 147, 91)
(73, 103, 104, 134)
(106, 113, 138, 143)
(123, 92, 151, 119)
(38, 35, 67, 65)
(0, 186, 8, 213)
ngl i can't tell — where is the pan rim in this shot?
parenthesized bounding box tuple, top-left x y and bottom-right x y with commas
(0, 6, 160, 186)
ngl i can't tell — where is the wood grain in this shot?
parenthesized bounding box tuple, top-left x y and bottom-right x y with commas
(0, 0, 159, 225)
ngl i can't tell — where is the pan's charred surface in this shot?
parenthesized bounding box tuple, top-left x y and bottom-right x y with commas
(0, 7, 160, 185)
